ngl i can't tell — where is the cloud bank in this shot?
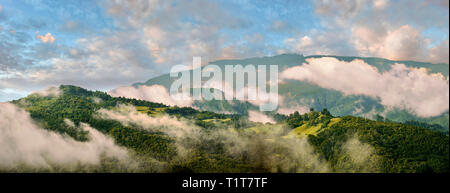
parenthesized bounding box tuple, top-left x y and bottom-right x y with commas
(281, 57, 449, 117)
(108, 85, 193, 107)
(0, 103, 128, 169)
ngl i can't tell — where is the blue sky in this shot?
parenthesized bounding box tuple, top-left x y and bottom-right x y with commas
(0, 0, 449, 101)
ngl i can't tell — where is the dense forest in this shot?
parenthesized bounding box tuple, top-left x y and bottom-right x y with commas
(4, 85, 448, 173)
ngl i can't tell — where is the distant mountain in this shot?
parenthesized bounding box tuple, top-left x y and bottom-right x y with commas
(131, 54, 449, 131)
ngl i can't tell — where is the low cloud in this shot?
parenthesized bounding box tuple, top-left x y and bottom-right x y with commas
(336, 135, 380, 172)
(96, 104, 198, 138)
(198, 78, 281, 111)
(109, 82, 280, 111)
(277, 105, 310, 115)
(108, 85, 193, 107)
(97, 104, 333, 172)
(281, 57, 449, 117)
(248, 110, 275, 124)
(31, 86, 61, 97)
(95, 103, 382, 172)
(0, 103, 128, 169)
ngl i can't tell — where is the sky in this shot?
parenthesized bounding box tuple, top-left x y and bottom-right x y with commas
(0, 0, 449, 101)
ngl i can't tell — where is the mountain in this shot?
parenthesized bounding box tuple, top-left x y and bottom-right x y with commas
(2, 85, 448, 173)
(130, 54, 449, 131)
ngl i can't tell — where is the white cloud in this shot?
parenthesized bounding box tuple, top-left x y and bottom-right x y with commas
(108, 79, 281, 110)
(97, 104, 198, 138)
(31, 86, 61, 97)
(281, 57, 449, 117)
(373, 0, 388, 9)
(35, 32, 55, 43)
(277, 105, 310, 115)
(283, 30, 357, 56)
(0, 103, 128, 168)
(198, 77, 281, 111)
(284, 36, 313, 54)
(429, 38, 449, 64)
(103, 0, 251, 66)
(298, 0, 450, 64)
(108, 84, 193, 107)
(0, 32, 158, 94)
(248, 110, 275, 124)
(352, 25, 430, 62)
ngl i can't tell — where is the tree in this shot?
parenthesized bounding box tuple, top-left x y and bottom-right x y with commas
(321, 108, 331, 117)
(375, 114, 384, 122)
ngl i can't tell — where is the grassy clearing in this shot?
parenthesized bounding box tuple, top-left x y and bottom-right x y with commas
(328, 118, 341, 127)
(202, 118, 231, 123)
(135, 106, 167, 115)
(290, 123, 323, 137)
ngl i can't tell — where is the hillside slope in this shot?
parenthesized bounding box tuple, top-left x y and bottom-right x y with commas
(2, 85, 447, 173)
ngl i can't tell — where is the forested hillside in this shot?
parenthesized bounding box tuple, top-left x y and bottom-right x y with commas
(3, 85, 448, 173)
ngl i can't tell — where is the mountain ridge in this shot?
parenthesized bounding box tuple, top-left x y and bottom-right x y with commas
(126, 54, 449, 131)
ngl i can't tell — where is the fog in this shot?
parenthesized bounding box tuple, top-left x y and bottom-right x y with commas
(0, 103, 128, 171)
(97, 104, 379, 173)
